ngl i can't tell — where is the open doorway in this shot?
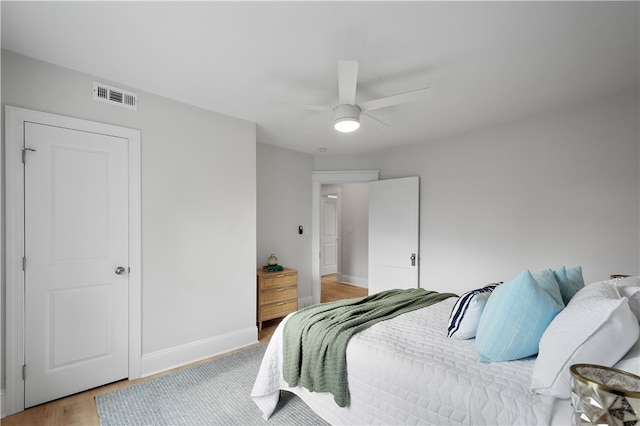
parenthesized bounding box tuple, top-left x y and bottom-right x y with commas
(312, 170, 380, 304)
(320, 184, 369, 302)
(320, 182, 370, 303)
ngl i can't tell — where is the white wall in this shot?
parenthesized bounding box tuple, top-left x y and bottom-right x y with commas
(315, 92, 639, 295)
(256, 143, 313, 306)
(1, 50, 257, 391)
(339, 183, 369, 287)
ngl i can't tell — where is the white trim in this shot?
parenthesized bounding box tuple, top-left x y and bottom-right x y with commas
(140, 328, 257, 378)
(298, 296, 313, 309)
(1, 389, 6, 419)
(312, 170, 380, 183)
(337, 274, 368, 288)
(4, 106, 142, 416)
(311, 170, 380, 304)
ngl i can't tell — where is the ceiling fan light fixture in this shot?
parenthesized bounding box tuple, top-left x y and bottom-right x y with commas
(335, 117, 360, 133)
(334, 104, 361, 133)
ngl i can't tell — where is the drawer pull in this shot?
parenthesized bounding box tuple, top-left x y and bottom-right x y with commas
(276, 288, 285, 292)
(276, 274, 285, 278)
(277, 302, 285, 306)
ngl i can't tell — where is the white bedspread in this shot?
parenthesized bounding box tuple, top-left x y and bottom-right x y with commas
(251, 297, 569, 425)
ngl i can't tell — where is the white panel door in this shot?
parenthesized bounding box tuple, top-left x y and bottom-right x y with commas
(368, 177, 419, 294)
(24, 122, 129, 407)
(320, 196, 338, 275)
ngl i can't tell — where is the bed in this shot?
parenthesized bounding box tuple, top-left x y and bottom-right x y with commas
(251, 270, 640, 425)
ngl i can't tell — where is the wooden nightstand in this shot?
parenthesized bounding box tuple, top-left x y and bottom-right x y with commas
(257, 268, 298, 332)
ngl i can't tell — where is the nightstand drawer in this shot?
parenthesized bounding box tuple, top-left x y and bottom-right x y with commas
(261, 287, 298, 304)
(260, 300, 297, 320)
(260, 273, 297, 290)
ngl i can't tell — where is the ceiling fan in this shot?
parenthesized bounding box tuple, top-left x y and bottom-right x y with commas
(276, 60, 432, 133)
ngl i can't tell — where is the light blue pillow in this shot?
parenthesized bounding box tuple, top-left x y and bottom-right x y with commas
(566, 265, 585, 292)
(475, 270, 564, 363)
(554, 266, 585, 304)
(532, 269, 564, 307)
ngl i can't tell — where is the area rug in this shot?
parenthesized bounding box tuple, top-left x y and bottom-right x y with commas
(96, 344, 329, 425)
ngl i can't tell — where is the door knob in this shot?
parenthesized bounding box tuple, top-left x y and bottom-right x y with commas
(410, 253, 416, 266)
(115, 266, 126, 275)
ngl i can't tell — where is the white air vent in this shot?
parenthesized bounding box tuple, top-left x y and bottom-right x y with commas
(93, 82, 138, 110)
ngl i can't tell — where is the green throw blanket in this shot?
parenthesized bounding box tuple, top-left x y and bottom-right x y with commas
(283, 288, 457, 407)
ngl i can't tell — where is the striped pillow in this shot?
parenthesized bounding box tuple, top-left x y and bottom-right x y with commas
(447, 283, 500, 339)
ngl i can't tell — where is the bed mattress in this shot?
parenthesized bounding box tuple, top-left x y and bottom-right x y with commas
(252, 297, 573, 425)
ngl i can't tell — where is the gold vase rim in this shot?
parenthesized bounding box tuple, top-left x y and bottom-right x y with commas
(570, 363, 640, 398)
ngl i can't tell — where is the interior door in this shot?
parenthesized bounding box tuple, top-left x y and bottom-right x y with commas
(368, 176, 419, 294)
(320, 195, 338, 275)
(24, 122, 129, 407)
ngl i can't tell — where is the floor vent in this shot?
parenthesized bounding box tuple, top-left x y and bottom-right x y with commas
(93, 82, 138, 111)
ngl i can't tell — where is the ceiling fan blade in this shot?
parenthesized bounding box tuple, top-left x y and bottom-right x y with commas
(268, 101, 331, 111)
(362, 112, 390, 127)
(360, 87, 432, 112)
(338, 60, 359, 105)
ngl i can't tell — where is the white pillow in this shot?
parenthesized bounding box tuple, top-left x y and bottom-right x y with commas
(570, 279, 619, 304)
(613, 276, 640, 322)
(615, 338, 640, 376)
(613, 275, 640, 287)
(530, 295, 639, 399)
(618, 286, 640, 322)
(447, 283, 499, 339)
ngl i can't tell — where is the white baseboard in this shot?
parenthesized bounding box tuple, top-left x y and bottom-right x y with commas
(140, 326, 258, 378)
(298, 296, 313, 308)
(338, 274, 368, 288)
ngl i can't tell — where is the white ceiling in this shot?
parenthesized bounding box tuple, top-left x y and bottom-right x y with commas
(2, 1, 638, 155)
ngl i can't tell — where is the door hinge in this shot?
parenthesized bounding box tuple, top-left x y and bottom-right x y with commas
(22, 256, 26, 271)
(22, 147, 36, 163)
(22, 365, 27, 380)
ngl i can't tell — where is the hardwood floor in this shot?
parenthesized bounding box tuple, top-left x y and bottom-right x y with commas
(321, 273, 368, 302)
(2, 274, 366, 425)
